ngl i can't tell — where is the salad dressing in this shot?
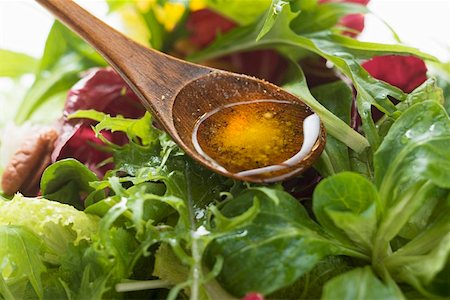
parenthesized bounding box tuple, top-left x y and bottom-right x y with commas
(192, 100, 322, 182)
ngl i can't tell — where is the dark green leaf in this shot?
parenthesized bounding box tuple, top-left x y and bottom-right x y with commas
(40, 158, 102, 209)
(372, 101, 450, 290)
(206, 187, 347, 296)
(269, 256, 351, 299)
(384, 196, 450, 296)
(313, 172, 379, 253)
(402, 78, 444, 108)
(427, 259, 450, 297)
(311, 81, 353, 176)
(375, 101, 450, 196)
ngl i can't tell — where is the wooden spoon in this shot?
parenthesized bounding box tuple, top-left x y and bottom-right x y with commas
(35, 0, 326, 183)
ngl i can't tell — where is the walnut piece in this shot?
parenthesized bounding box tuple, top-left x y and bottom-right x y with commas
(1, 129, 58, 196)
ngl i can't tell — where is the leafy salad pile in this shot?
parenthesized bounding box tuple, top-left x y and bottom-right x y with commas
(1, 0, 450, 299)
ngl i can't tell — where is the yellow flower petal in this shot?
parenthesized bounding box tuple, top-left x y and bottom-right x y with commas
(154, 2, 185, 31)
(118, 7, 151, 47)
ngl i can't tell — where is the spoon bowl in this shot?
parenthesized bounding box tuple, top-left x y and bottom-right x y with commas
(173, 72, 325, 182)
(36, 0, 326, 182)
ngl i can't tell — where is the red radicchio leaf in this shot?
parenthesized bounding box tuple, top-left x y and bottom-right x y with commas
(226, 50, 289, 85)
(319, 0, 369, 37)
(52, 67, 146, 177)
(340, 13, 365, 37)
(362, 55, 428, 93)
(186, 9, 236, 48)
(242, 292, 265, 300)
(64, 67, 145, 118)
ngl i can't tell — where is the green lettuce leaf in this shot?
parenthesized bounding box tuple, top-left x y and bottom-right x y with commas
(313, 172, 380, 254)
(0, 195, 102, 299)
(0, 49, 38, 78)
(73, 111, 234, 299)
(0, 195, 99, 248)
(322, 267, 404, 300)
(291, 2, 368, 34)
(40, 158, 103, 210)
(205, 187, 357, 296)
(205, 0, 271, 25)
(0, 226, 48, 299)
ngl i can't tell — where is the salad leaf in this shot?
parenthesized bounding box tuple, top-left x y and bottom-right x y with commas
(383, 195, 450, 297)
(310, 80, 353, 176)
(375, 101, 450, 202)
(0, 195, 99, 249)
(0, 226, 47, 299)
(269, 256, 352, 299)
(74, 111, 235, 299)
(290, 2, 368, 34)
(0, 49, 38, 77)
(313, 172, 379, 254)
(376, 78, 445, 139)
(0, 195, 101, 299)
(205, 0, 270, 25)
(322, 267, 403, 300)
(371, 101, 450, 295)
(257, 0, 293, 41)
(205, 187, 357, 296)
(283, 59, 369, 153)
(40, 158, 103, 209)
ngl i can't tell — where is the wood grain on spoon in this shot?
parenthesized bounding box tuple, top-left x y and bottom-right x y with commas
(35, 0, 326, 183)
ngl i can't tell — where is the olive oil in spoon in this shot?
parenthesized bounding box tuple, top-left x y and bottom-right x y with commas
(192, 100, 323, 182)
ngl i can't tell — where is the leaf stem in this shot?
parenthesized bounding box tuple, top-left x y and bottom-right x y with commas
(283, 60, 370, 153)
(372, 181, 434, 272)
(185, 163, 202, 300)
(115, 280, 172, 292)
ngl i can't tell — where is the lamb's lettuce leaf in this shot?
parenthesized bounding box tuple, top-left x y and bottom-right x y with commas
(322, 267, 403, 300)
(311, 100, 450, 299)
(313, 172, 380, 254)
(204, 187, 362, 296)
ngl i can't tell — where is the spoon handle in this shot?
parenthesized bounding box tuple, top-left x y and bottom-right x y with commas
(35, 0, 212, 117)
